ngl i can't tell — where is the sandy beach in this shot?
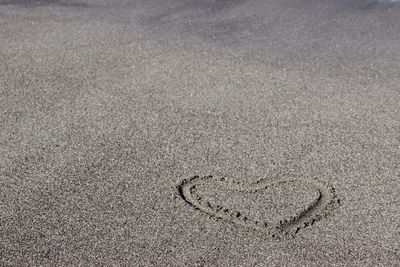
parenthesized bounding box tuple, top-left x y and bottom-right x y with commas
(1, 0, 400, 265)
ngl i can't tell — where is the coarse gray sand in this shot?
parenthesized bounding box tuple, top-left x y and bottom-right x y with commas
(0, 0, 399, 266)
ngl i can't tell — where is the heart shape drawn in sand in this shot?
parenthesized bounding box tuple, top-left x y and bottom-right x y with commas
(175, 174, 340, 239)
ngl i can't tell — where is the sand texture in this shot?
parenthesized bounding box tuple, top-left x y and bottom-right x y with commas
(1, 0, 400, 266)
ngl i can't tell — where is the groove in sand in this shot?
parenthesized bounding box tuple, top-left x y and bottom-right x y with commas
(176, 174, 340, 239)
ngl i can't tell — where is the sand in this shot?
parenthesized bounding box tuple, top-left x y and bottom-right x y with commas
(0, 0, 399, 266)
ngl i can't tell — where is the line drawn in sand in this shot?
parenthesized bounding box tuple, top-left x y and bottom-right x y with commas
(175, 174, 340, 239)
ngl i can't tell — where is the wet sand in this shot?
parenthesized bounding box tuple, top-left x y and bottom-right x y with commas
(1, 0, 400, 265)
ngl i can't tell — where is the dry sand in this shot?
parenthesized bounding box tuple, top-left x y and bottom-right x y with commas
(0, 0, 400, 266)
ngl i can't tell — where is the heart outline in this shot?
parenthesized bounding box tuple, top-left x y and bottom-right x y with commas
(175, 174, 340, 239)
